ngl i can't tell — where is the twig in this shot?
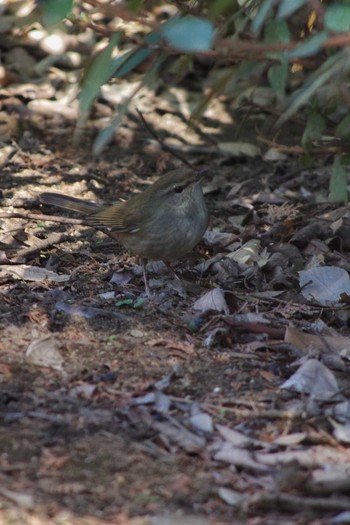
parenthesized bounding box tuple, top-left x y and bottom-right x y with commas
(9, 232, 74, 262)
(0, 211, 85, 226)
(136, 108, 197, 171)
(223, 318, 286, 339)
(160, 142, 220, 156)
(257, 135, 344, 155)
(248, 491, 350, 513)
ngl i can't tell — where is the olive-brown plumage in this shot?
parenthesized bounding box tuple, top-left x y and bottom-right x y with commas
(40, 169, 209, 293)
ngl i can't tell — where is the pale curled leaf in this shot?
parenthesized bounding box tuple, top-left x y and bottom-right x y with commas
(0, 265, 69, 282)
(332, 511, 350, 524)
(333, 424, 350, 444)
(193, 288, 229, 314)
(299, 266, 350, 305)
(0, 487, 34, 509)
(256, 446, 348, 468)
(228, 239, 262, 266)
(70, 384, 97, 399)
(218, 487, 244, 507)
(189, 413, 213, 433)
(55, 302, 126, 320)
(203, 230, 237, 247)
(273, 432, 307, 446)
(281, 359, 340, 401)
(330, 400, 350, 423)
(307, 467, 350, 493)
(217, 424, 268, 448)
(203, 327, 230, 349)
(133, 392, 156, 405)
(154, 391, 172, 413)
(285, 326, 350, 355)
(153, 421, 206, 453)
(214, 443, 270, 472)
(26, 335, 64, 372)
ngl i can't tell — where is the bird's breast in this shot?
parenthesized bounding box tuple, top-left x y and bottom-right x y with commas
(117, 192, 208, 261)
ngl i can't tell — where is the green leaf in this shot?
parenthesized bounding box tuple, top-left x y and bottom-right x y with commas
(191, 61, 266, 123)
(94, 50, 166, 154)
(161, 16, 215, 52)
(341, 153, 350, 164)
(287, 32, 328, 59)
(126, 0, 143, 12)
(133, 298, 145, 309)
(115, 299, 134, 307)
(277, 0, 307, 19)
(74, 34, 119, 143)
(268, 62, 288, 98)
(276, 50, 350, 128)
(264, 19, 290, 44)
(208, 0, 238, 19)
(93, 101, 130, 156)
(41, 0, 73, 26)
(336, 114, 350, 139)
(115, 298, 145, 308)
(110, 31, 161, 78)
(325, 4, 350, 33)
(252, 0, 275, 33)
(329, 156, 348, 203)
(301, 112, 326, 147)
(264, 20, 289, 96)
(264, 19, 290, 77)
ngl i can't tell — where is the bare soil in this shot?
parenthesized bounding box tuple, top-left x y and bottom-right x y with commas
(1, 68, 349, 525)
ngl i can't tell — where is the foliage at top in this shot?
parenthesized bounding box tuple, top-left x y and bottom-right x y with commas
(4, 0, 350, 200)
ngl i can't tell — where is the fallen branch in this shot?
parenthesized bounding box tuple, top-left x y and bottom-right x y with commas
(248, 491, 350, 513)
(9, 232, 74, 262)
(0, 211, 85, 225)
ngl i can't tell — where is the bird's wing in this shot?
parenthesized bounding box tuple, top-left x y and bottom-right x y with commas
(89, 203, 142, 233)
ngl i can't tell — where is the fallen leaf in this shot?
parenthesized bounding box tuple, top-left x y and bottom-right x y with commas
(285, 326, 350, 355)
(0, 264, 69, 282)
(299, 266, 350, 305)
(193, 288, 229, 314)
(25, 335, 64, 372)
(281, 359, 341, 401)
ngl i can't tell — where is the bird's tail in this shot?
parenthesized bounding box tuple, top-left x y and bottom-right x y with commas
(40, 193, 100, 215)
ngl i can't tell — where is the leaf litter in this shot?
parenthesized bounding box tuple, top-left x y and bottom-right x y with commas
(2, 17, 350, 525)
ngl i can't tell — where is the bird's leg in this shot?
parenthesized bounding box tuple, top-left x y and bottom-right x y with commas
(141, 257, 150, 295)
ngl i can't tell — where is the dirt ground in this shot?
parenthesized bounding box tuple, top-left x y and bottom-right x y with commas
(2, 48, 350, 525)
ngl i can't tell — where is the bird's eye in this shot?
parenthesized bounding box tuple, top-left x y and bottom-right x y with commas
(174, 185, 184, 194)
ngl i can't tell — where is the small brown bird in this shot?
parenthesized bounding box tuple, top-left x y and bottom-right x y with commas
(40, 168, 209, 294)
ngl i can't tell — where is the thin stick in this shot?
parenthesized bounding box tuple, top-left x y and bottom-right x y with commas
(136, 108, 197, 171)
(0, 211, 86, 225)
